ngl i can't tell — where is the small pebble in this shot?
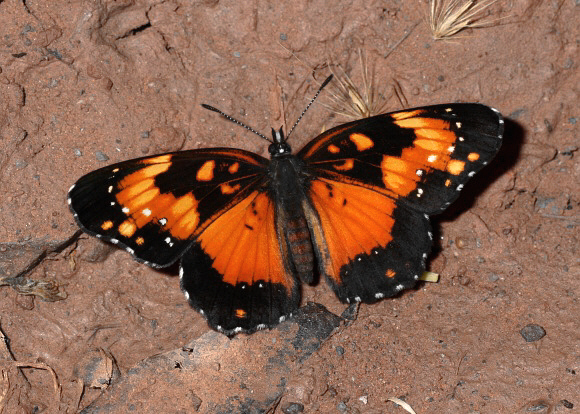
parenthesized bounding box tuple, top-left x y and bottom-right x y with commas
(520, 324, 546, 342)
(282, 402, 304, 413)
(95, 151, 109, 161)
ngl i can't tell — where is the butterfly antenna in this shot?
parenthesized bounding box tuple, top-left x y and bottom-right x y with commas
(201, 104, 272, 143)
(286, 74, 333, 139)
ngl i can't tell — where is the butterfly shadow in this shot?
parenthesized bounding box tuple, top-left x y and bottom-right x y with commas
(430, 117, 525, 254)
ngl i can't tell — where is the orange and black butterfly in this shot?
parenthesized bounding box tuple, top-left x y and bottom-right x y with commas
(68, 76, 504, 335)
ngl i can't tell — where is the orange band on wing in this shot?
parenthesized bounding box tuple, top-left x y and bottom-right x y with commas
(115, 162, 201, 241)
(309, 179, 396, 281)
(197, 191, 292, 291)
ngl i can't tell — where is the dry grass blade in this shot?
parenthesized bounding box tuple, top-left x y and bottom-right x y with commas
(387, 396, 418, 413)
(429, 0, 497, 40)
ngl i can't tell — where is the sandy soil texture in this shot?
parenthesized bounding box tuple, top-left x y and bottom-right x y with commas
(0, 0, 578, 413)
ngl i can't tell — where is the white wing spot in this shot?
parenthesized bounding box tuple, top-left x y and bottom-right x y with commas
(468, 171, 476, 177)
(354, 296, 361, 302)
(122, 207, 130, 214)
(395, 284, 404, 291)
(233, 327, 242, 334)
(414, 274, 420, 280)
(179, 267, 184, 279)
(142, 208, 152, 216)
(110, 202, 115, 206)
(257, 324, 266, 330)
(423, 253, 428, 259)
(67, 198, 72, 205)
(447, 146, 455, 153)
(126, 247, 134, 254)
(427, 154, 437, 163)
(416, 169, 424, 177)
(159, 218, 168, 226)
(241, 285, 246, 289)
(259, 283, 264, 288)
(279, 315, 286, 323)
(108, 185, 113, 193)
(68, 184, 76, 193)
(458, 137, 465, 142)
(428, 232, 433, 240)
(199, 308, 204, 315)
(445, 107, 453, 112)
(111, 238, 119, 244)
(165, 237, 174, 247)
(499, 118, 504, 124)
(456, 184, 464, 191)
(456, 122, 462, 128)
(375, 293, 384, 299)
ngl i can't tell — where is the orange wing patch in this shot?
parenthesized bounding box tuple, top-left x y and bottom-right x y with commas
(308, 179, 396, 282)
(196, 160, 216, 181)
(197, 191, 294, 292)
(333, 159, 355, 171)
(327, 144, 340, 154)
(349, 133, 374, 151)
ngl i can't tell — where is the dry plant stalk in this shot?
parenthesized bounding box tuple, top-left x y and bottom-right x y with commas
(323, 50, 389, 121)
(429, 0, 497, 40)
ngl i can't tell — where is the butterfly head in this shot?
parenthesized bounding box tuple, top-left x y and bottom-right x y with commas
(268, 126, 292, 158)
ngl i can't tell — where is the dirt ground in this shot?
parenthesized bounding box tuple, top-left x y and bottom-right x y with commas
(0, 0, 578, 413)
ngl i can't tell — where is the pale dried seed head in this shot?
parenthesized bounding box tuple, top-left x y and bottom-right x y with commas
(429, 0, 498, 40)
(322, 50, 390, 121)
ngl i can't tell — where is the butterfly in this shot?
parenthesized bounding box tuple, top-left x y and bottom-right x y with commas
(68, 77, 504, 335)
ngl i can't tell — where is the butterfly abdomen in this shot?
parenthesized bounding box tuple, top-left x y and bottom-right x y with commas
(284, 215, 315, 281)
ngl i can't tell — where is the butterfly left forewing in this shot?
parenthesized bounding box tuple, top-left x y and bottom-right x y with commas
(68, 149, 269, 267)
(299, 103, 503, 302)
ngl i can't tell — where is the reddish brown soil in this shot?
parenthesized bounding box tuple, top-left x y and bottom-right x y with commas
(0, 1, 578, 413)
